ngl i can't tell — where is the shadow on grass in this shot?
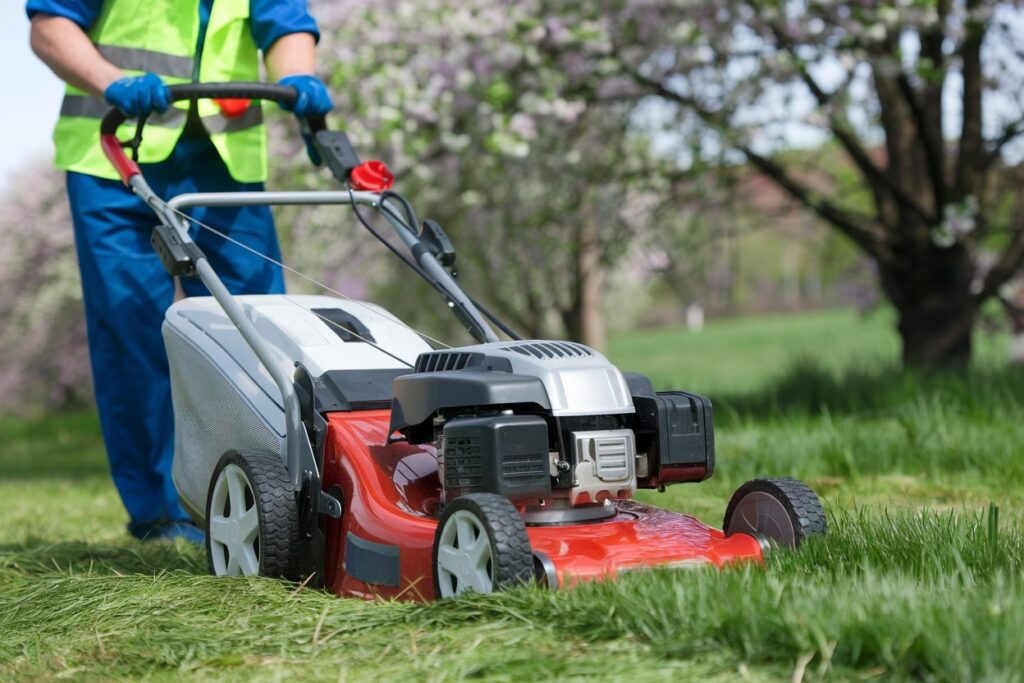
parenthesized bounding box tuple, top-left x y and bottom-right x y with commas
(712, 358, 1024, 423)
(0, 538, 204, 576)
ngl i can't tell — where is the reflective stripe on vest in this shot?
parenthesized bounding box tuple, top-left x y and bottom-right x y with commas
(52, 0, 266, 183)
(60, 94, 264, 133)
(95, 45, 194, 80)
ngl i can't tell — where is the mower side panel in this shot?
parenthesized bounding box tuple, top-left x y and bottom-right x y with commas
(323, 411, 764, 602)
(323, 411, 440, 600)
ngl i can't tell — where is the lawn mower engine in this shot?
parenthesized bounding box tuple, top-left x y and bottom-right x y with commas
(390, 341, 714, 521)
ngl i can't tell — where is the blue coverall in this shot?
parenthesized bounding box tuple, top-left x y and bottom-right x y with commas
(28, 0, 320, 539)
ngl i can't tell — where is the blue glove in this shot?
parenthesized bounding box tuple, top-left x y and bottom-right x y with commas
(277, 75, 333, 165)
(277, 74, 334, 117)
(104, 72, 170, 118)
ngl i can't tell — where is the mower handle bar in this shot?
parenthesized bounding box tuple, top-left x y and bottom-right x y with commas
(99, 82, 327, 184)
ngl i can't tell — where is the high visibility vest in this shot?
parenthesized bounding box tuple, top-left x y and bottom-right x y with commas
(53, 0, 266, 183)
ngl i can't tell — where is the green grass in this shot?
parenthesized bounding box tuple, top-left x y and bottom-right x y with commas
(3, 307, 1024, 681)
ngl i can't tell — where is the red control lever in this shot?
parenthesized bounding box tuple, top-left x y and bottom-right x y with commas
(349, 160, 394, 192)
(214, 98, 252, 119)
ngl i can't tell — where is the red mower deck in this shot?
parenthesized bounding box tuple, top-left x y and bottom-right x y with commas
(321, 411, 764, 600)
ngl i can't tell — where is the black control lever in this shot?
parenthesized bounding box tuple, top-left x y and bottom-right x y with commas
(312, 130, 362, 186)
(420, 219, 456, 267)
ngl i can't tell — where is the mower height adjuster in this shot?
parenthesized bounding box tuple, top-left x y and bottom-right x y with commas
(151, 223, 206, 277)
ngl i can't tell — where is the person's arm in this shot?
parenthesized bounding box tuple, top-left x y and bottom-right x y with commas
(264, 32, 317, 82)
(29, 13, 122, 97)
(265, 31, 332, 119)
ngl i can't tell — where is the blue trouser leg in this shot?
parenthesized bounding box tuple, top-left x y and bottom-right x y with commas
(68, 135, 283, 538)
(168, 136, 285, 297)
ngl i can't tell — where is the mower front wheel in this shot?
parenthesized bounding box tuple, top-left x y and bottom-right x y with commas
(432, 493, 533, 598)
(724, 477, 827, 549)
(205, 450, 300, 580)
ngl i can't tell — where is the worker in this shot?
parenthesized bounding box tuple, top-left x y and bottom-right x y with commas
(27, 0, 333, 542)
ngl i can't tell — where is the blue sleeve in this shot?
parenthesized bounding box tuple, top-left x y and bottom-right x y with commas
(249, 0, 320, 53)
(25, 0, 103, 29)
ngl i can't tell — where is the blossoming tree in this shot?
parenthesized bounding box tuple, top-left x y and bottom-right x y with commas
(555, 0, 1024, 365)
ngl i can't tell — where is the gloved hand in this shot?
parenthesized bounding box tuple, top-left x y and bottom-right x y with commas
(278, 75, 334, 165)
(277, 74, 334, 117)
(104, 72, 170, 118)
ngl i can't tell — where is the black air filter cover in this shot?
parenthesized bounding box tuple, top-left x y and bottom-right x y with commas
(633, 390, 715, 484)
(443, 415, 551, 501)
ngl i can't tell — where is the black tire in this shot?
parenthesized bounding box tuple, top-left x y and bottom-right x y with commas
(723, 477, 827, 549)
(205, 450, 301, 580)
(432, 493, 533, 598)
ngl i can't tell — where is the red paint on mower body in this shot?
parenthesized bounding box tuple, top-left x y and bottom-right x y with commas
(321, 411, 764, 601)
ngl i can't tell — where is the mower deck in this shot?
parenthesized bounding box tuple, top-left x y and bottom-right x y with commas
(321, 411, 764, 600)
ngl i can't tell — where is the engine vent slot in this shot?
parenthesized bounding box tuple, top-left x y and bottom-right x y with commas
(412, 350, 514, 374)
(443, 435, 484, 490)
(415, 352, 483, 373)
(569, 429, 637, 506)
(502, 342, 593, 360)
(593, 435, 630, 481)
(502, 452, 549, 482)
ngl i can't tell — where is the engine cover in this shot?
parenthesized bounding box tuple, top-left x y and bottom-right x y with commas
(391, 340, 636, 439)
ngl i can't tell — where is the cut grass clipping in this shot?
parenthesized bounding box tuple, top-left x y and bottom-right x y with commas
(2, 307, 1024, 681)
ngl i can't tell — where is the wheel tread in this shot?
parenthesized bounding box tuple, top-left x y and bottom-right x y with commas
(432, 493, 533, 597)
(723, 476, 827, 548)
(206, 451, 301, 580)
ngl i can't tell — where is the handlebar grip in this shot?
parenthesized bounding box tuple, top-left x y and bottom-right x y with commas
(100, 81, 327, 185)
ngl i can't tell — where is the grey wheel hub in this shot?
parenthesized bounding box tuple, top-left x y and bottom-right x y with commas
(208, 463, 261, 576)
(435, 509, 495, 597)
(726, 490, 796, 548)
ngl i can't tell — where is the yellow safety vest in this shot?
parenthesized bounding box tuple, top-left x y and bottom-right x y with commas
(53, 0, 266, 183)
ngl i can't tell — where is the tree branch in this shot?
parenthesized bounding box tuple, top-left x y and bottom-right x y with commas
(769, 24, 938, 225)
(985, 119, 1024, 166)
(905, 0, 950, 210)
(740, 145, 889, 260)
(978, 222, 1024, 302)
(955, 0, 987, 200)
(616, 61, 889, 260)
(895, 72, 947, 211)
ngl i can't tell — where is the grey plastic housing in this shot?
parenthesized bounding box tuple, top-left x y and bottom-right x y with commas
(392, 340, 637, 442)
(441, 415, 552, 501)
(163, 294, 431, 515)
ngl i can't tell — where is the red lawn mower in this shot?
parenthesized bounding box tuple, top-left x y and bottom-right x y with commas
(101, 83, 827, 600)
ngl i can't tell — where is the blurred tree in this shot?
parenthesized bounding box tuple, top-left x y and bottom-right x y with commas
(0, 162, 92, 413)
(548, 0, 1024, 366)
(307, 0, 693, 349)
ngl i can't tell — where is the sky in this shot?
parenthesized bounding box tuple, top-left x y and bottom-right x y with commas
(0, 3, 65, 191)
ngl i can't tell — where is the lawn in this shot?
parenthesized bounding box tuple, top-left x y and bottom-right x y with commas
(2, 307, 1023, 681)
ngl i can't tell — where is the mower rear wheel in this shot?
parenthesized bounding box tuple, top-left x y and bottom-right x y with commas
(205, 451, 300, 579)
(724, 477, 827, 549)
(433, 493, 533, 598)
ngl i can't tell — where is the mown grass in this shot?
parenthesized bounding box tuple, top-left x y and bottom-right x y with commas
(2, 307, 1024, 681)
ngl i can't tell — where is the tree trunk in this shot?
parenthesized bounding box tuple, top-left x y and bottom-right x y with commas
(563, 213, 607, 350)
(879, 242, 976, 367)
(577, 233, 606, 350)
